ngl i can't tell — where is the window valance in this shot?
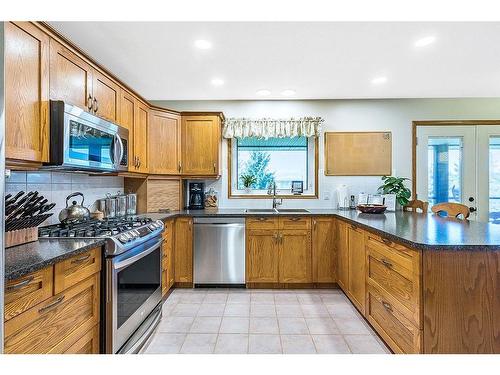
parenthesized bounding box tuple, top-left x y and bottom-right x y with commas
(222, 117, 323, 139)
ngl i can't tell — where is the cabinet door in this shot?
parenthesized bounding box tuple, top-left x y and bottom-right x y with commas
(149, 110, 181, 174)
(336, 220, 349, 290)
(312, 217, 336, 283)
(181, 115, 220, 175)
(174, 217, 193, 283)
(92, 70, 121, 122)
(279, 229, 312, 283)
(49, 38, 93, 111)
(246, 229, 279, 283)
(347, 224, 366, 313)
(134, 101, 149, 173)
(5, 22, 50, 163)
(120, 91, 135, 171)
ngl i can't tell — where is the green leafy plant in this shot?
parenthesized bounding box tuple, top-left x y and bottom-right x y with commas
(240, 173, 257, 189)
(378, 176, 412, 206)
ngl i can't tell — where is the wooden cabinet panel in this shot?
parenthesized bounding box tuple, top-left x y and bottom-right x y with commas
(367, 286, 421, 354)
(279, 216, 311, 230)
(174, 217, 193, 283)
(181, 115, 221, 175)
(347, 225, 366, 314)
(5, 21, 50, 163)
(58, 324, 100, 354)
(49, 38, 93, 111)
(246, 229, 280, 283)
(312, 217, 336, 283)
(54, 247, 101, 294)
(92, 70, 121, 122)
(134, 101, 149, 173)
(149, 110, 181, 174)
(120, 91, 136, 170)
(279, 229, 312, 283)
(4, 273, 100, 354)
(246, 217, 279, 230)
(335, 219, 349, 290)
(5, 267, 53, 321)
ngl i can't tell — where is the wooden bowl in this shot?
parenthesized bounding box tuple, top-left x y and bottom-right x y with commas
(356, 204, 387, 214)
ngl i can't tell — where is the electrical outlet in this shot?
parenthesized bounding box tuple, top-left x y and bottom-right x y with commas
(324, 192, 331, 200)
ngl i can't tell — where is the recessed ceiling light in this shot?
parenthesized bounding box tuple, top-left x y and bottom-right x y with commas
(415, 36, 436, 48)
(281, 89, 296, 96)
(211, 78, 224, 86)
(256, 89, 271, 96)
(194, 39, 212, 50)
(371, 76, 387, 85)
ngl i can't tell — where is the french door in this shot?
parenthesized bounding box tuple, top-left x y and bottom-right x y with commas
(416, 125, 500, 223)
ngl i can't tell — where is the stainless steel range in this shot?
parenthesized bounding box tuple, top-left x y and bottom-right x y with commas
(39, 216, 165, 354)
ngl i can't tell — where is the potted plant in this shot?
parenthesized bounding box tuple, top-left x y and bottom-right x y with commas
(240, 173, 257, 193)
(378, 176, 412, 207)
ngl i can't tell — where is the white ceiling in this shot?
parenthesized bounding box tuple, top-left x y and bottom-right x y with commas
(49, 22, 500, 100)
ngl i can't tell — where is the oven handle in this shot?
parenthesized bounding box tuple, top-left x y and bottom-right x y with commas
(113, 238, 163, 271)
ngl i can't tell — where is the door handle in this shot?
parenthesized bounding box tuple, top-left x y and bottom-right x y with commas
(469, 207, 477, 213)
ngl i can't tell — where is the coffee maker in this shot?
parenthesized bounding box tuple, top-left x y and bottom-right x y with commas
(188, 182, 205, 210)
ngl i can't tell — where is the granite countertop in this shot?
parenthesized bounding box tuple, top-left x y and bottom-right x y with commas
(5, 238, 106, 281)
(140, 209, 500, 251)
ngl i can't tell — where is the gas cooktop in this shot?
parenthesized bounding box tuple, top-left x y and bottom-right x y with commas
(39, 216, 165, 256)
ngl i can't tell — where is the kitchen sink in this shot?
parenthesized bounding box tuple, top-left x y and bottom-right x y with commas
(277, 208, 310, 213)
(244, 209, 278, 213)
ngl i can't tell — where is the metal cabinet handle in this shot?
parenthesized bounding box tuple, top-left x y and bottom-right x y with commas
(273, 233, 278, 242)
(289, 217, 302, 222)
(87, 94, 93, 111)
(38, 296, 65, 314)
(381, 258, 393, 268)
(93, 97, 98, 113)
(279, 233, 283, 244)
(350, 224, 357, 230)
(257, 217, 268, 221)
(178, 162, 182, 173)
(382, 238, 392, 246)
(71, 254, 91, 264)
(382, 301, 393, 312)
(138, 158, 141, 168)
(213, 162, 216, 173)
(6, 276, 34, 291)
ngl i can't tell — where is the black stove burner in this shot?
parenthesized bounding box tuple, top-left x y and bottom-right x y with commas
(39, 216, 153, 238)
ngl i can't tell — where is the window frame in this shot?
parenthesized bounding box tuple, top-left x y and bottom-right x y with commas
(227, 137, 319, 199)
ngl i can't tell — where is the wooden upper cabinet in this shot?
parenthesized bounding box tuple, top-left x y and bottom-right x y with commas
(134, 101, 149, 173)
(49, 38, 93, 111)
(92, 70, 121, 122)
(335, 219, 349, 290)
(312, 217, 336, 283)
(279, 229, 312, 283)
(149, 110, 181, 174)
(181, 114, 221, 175)
(5, 22, 50, 163)
(246, 229, 279, 283)
(120, 91, 136, 170)
(347, 224, 366, 314)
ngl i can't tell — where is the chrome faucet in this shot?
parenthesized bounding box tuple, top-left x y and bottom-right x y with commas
(267, 181, 283, 210)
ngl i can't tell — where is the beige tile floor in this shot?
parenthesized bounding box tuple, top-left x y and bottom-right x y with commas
(141, 288, 391, 354)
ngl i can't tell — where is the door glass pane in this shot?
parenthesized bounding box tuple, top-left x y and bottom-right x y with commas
(427, 137, 462, 206)
(489, 137, 500, 224)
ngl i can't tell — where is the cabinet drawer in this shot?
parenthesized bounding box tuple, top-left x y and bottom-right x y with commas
(53, 323, 100, 354)
(5, 267, 53, 321)
(366, 235, 419, 273)
(54, 247, 101, 294)
(246, 217, 279, 230)
(279, 216, 311, 230)
(4, 273, 100, 354)
(366, 286, 421, 354)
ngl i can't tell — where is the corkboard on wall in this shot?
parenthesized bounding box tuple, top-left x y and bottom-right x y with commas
(324, 131, 392, 176)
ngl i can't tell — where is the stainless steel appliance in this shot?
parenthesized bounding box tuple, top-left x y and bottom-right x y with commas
(46, 101, 128, 172)
(193, 217, 245, 286)
(39, 216, 165, 353)
(188, 182, 205, 210)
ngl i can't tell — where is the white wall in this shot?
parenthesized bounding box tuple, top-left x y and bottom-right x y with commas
(159, 98, 500, 209)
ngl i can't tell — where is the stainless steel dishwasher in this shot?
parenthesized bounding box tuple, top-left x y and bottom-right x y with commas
(193, 217, 245, 286)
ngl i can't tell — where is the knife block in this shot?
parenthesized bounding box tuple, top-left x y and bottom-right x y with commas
(5, 227, 39, 248)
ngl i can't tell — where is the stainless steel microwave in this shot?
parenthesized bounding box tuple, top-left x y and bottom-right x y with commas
(45, 101, 128, 172)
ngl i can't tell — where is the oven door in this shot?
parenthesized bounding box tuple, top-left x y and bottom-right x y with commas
(107, 236, 163, 353)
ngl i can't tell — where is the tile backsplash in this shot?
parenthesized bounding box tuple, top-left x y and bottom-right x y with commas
(6, 171, 124, 225)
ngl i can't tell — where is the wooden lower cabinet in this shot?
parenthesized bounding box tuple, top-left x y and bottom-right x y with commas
(246, 229, 280, 283)
(346, 224, 366, 314)
(174, 217, 193, 284)
(60, 324, 100, 354)
(279, 229, 312, 283)
(335, 219, 349, 290)
(312, 217, 336, 283)
(162, 219, 175, 295)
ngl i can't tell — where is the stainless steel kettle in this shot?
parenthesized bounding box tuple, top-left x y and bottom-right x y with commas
(59, 192, 91, 223)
